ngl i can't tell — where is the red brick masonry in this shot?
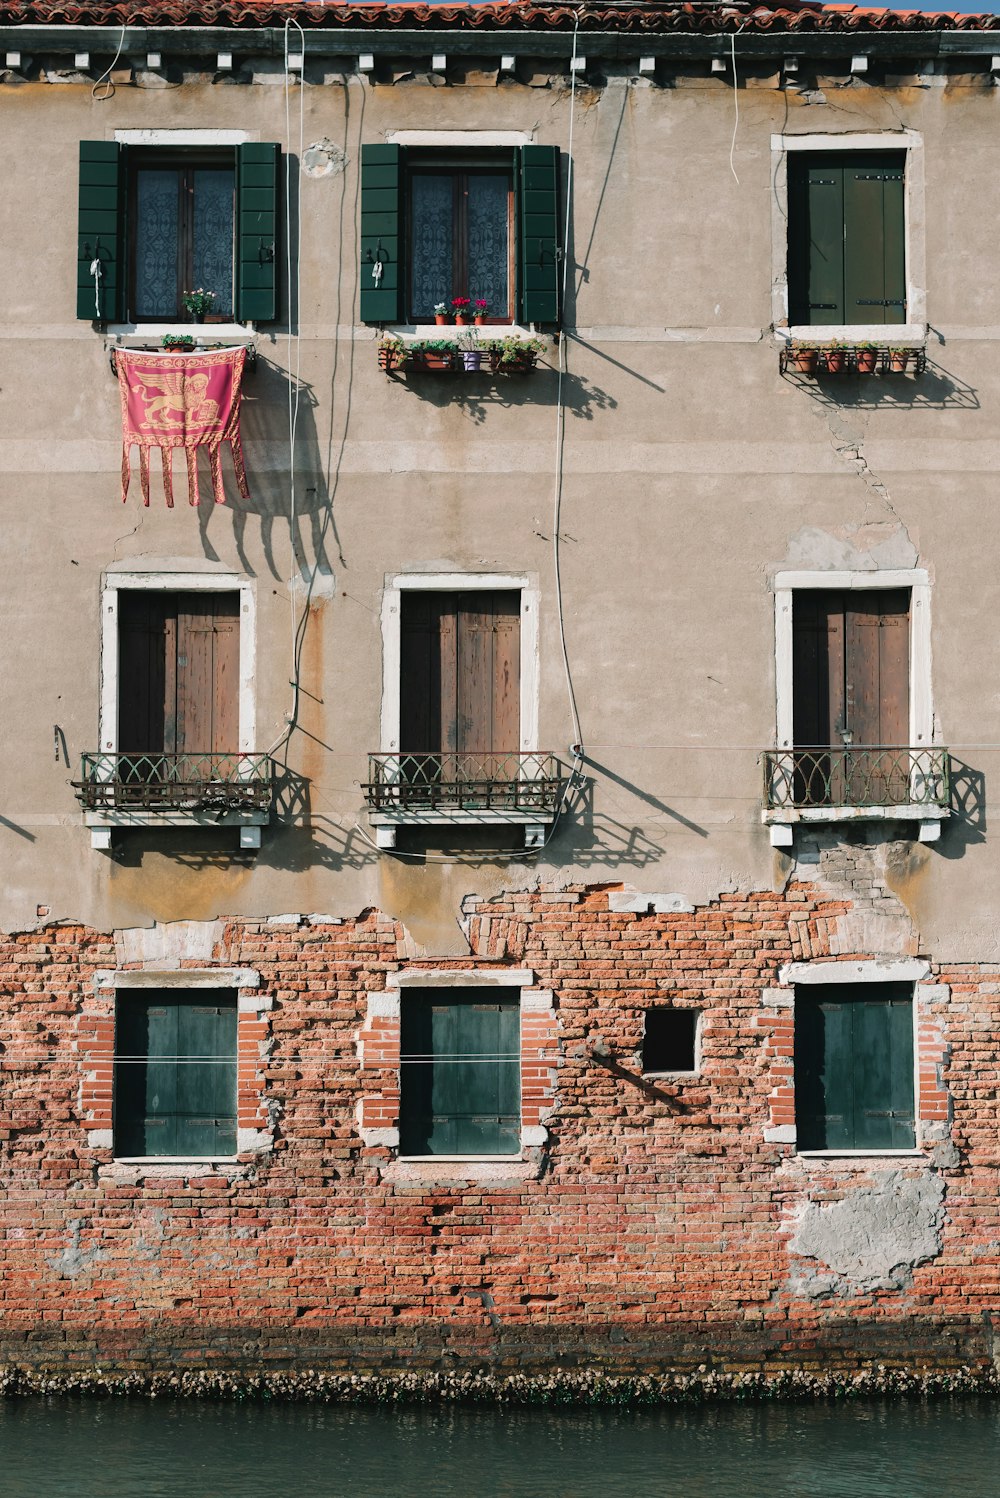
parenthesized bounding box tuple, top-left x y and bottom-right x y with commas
(0, 885, 994, 1375)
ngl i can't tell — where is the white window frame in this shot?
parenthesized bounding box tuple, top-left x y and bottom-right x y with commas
(373, 572, 545, 848)
(766, 568, 944, 845)
(772, 958, 928, 1158)
(770, 131, 926, 344)
(108, 129, 257, 341)
(87, 571, 261, 848)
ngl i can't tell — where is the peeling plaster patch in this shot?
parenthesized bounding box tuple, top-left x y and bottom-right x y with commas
(115, 919, 225, 967)
(302, 138, 347, 178)
(47, 1220, 105, 1279)
(790, 1171, 944, 1296)
(783, 521, 918, 574)
(607, 890, 695, 914)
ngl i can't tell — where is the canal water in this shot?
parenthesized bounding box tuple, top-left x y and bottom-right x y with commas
(1, 1396, 998, 1496)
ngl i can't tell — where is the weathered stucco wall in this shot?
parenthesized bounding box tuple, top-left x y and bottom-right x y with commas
(0, 62, 997, 958)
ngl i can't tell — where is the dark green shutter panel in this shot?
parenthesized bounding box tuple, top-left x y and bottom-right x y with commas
(788, 153, 906, 327)
(788, 155, 845, 326)
(794, 983, 913, 1151)
(114, 992, 237, 1158)
(400, 991, 520, 1156)
(236, 143, 280, 323)
(360, 143, 403, 324)
(77, 140, 124, 323)
(844, 155, 906, 327)
(517, 145, 560, 326)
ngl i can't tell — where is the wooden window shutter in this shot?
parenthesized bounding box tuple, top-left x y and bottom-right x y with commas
(78, 141, 125, 323)
(360, 143, 403, 324)
(787, 155, 846, 326)
(517, 145, 560, 326)
(794, 983, 914, 1151)
(788, 152, 906, 327)
(175, 594, 240, 755)
(400, 991, 520, 1156)
(844, 155, 906, 326)
(236, 142, 280, 323)
(115, 993, 237, 1158)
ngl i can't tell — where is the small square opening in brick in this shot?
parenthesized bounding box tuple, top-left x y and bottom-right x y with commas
(642, 1008, 697, 1074)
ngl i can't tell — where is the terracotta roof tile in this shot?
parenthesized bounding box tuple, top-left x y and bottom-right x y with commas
(2, 0, 998, 32)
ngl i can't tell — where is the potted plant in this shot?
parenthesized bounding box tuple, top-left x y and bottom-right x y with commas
(161, 333, 195, 353)
(888, 346, 912, 373)
(472, 298, 489, 326)
(788, 340, 818, 376)
(820, 341, 846, 375)
(459, 330, 483, 372)
(411, 338, 459, 372)
(433, 302, 449, 327)
(182, 287, 217, 323)
(855, 343, 879, 375)
(378, 335, 408, 373)
(489, 335, 545, 374)
(451, 296, 472, 327)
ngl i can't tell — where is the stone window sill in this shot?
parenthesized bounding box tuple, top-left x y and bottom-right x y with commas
(380, 1156, 542, 1185)
(99, 1156, 255, 1182)
(795, 1150, 928, 1162)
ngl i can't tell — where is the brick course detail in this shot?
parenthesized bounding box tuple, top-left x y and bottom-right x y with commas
(0, 886, 994, 1375)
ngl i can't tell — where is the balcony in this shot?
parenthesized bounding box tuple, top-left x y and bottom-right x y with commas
(363, 751, 566, 849)
(762, 745, 951, 846)
(73, 752, 273, 849)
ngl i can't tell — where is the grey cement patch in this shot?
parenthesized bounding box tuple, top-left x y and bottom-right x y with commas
(47, 1220, 105, 1280)
(789, 1171, 944, 1296)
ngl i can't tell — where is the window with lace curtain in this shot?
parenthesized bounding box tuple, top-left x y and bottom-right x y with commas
(128, 150, 235, 322)
(407, 155, 514, 323)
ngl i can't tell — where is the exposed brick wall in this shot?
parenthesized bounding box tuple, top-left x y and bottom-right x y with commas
(0, 887, 996, 1374)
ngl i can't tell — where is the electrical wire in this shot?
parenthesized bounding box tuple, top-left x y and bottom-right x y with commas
(92, 22, 127, 101)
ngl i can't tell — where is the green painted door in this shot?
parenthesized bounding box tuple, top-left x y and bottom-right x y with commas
(400, 990, 520, 1155)
(788, 152, 906, 326)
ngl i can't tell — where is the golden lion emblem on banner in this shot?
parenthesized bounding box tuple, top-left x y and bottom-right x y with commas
(129, 369, 221, 431)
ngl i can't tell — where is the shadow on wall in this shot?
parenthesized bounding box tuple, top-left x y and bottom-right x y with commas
(781, 354, 979, 413)
(938, 757, 987, 859)
(196, 358, 338, 584)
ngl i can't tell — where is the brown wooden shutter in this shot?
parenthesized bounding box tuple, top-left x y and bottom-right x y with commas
(400, 592, 520, 754)
(794, 590, 909, 748)
(118, 592, 238, 755)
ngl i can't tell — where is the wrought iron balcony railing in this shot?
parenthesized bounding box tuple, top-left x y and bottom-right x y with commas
(763, 746, 950, 811)
(364, 752, 566, 814)
(73, 752, 274, 813)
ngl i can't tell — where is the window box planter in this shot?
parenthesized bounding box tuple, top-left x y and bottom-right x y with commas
(378, 342, 410, 374)
(780, 344, 926, 379)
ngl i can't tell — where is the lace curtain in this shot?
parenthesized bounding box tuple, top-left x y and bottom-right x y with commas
(134, 166, 234, 320)
(410, 170, 510, 319)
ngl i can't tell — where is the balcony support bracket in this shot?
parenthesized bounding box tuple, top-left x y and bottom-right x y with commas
(769, 824, 795, 848)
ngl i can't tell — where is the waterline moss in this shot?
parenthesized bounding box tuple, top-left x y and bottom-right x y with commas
(1, 1365, 999, 1407)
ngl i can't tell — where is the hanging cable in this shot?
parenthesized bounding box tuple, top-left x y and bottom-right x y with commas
(551, 10, 585, 761)
(92, 22, 127, 102)
(729, 23, 747, 187)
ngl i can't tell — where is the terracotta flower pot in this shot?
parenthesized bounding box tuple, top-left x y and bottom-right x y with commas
(474, 316, 486, 326)
(415, 351, 456, 372)
(454, 315, 469, 327)
(434, 313, 449, 326)
(789, 349, 817, 375)
(856, 349, 878, 374)
(822, 350, 846, 375)
(889, 350, 911, 373)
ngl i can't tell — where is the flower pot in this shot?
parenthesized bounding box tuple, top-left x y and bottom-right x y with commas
(789, 349, 817, 375)
(414, 351, 456, 372)
(378, 348, 407, 373)
(474, 316, 486, 326)
(856, 349, 878, 375)
(822, 350, 846, 375)
(434, 314, 449, 326)
(888, 350, 911, 373)
(454, 315, 469, 327)
(192, 313, 206, 324)
(463, 351, 483, 372)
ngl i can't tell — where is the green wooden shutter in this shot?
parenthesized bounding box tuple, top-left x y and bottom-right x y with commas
(360, 143, 403, 324)
(795, 983, 914, 1151)
(77, 140, 125, 323)
(400, 991, 520, 1156)
(843, 154, 906, 327)
(788, 153, 906, 327)
(236, 143, 280, 323)
(517, 145, 560, 326)
(787, 155, 845, 326)
(114, 993, 237, 1158)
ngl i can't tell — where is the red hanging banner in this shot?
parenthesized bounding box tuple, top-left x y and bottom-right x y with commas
(116, 346, 251, 508)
